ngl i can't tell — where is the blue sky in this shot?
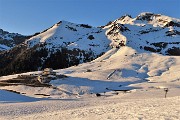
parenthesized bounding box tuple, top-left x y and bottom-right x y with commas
(0, 0, 179, 35)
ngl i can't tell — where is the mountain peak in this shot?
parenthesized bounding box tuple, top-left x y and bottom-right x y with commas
(55, 20, 71, 26)
(135, 12, 180, 27)
(136, 12, 156, 21)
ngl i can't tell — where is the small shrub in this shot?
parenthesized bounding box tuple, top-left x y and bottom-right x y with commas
(86, 69, 92, 72)
(80, 24, 92, 28)
(66, 26, 77, 31)
(88, 35, 94, 40)
(96, 93, 101, 97)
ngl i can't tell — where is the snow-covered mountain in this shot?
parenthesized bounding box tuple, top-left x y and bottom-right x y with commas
(0, 12, 179, 76)
(0, 13, 180, 120)
(103, 12, 180, 55)
(0, 21, 112, 76)
(0, 29, 30, 51)
(25, 21, 111, 56)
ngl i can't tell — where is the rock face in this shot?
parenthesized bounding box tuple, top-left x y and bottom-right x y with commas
(0, 12, 179, 76)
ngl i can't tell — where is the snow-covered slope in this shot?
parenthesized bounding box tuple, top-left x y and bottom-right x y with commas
(4, 96, 179, 120)
(103, 12, 180, 55)
(0, 46, 180, 99)
(0, 45, 180, 119)
(0, 12, 179, 76)
(0, 13, 180, 119)
(0, 21, 112, 76)
(111, 12, 180, 27)
(25, 21, 111, 56)
(25, 12, 180, 56)
(0, 29, 29, 51)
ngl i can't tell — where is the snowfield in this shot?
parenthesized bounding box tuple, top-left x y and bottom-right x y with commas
(9, 97, 180, 120)
(0, 46, 180, 119)
(0, 12, 180, 119)
(25, 21, 111, 56)
(0, 96, 179, 120)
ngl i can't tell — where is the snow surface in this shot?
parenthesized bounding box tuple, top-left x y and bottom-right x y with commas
(4, 96, 179, 120)
(25, 21, 111, 56)
(0, 44, 11, 51)
(114, 12, 180, 28)
(0, 90, 48, 103)
(0, 29, 23, 51)
(103, 13, 180, 55)
(0, 13, 180, 119)
(0, 45, 180, 119)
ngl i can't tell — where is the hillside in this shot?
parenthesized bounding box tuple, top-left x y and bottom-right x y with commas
(0, 12, 180, 119)
(0, 46, 180, 119)
(0, 21, 111, 76)
(0, 12, 179, 76)
(1, 46, 179, 98)
(0, 29, 30, 51)
(103, 12, 180, 55)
